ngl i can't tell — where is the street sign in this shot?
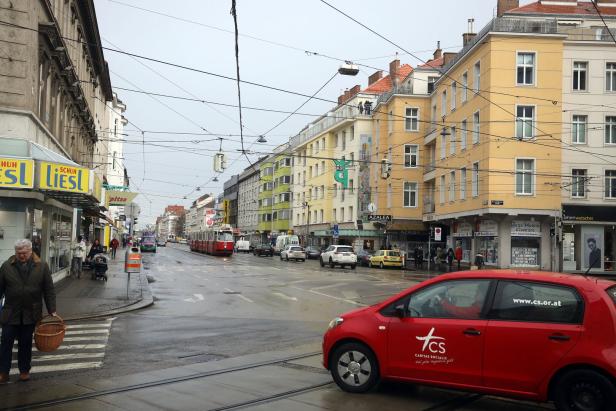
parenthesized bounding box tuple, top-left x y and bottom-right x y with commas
(367, 215, 392, 222)
(367, 203, 377, 213)
(434, 227, 442, 241)
(332, 224, 339, 239)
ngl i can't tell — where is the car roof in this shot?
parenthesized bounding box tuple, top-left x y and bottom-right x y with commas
(433, 270, 615, 287)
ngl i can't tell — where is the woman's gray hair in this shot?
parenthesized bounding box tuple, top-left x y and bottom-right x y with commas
(14, 239, 33, 250)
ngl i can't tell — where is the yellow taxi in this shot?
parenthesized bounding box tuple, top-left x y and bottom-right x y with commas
(369, 250, 403, 269)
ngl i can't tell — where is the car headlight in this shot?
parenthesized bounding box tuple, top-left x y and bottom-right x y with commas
(328, 317, 344, 330)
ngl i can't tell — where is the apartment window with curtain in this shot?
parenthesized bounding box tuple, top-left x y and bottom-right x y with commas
(572, 169, 587, 198)
(473, 111, 480, 144)
(405, 107, 419, 131)
(473, 61, 481, 93)
(440, 134, 446, 159)
(450, 126, 456, 154)
(605, 116, 616, 144)
(440, 175, 446, 204)
(461, 119, 467, 150)
(460, 167, 467, 200)
(461, 72, 468, 102)
(404, 145, 418, 168)
(572, 115, 587, 144)
(449, 171, 456, 201)
(516, 106, 535, 139)
(607, 63, 616, 92)
(573, 62, 588, 91)
(472, 162, 479, 197)
(515, 159, 535, 195)
(516, 52, 535, 85)
(441, 90, 447, 117)
(606, 171, 616, 199)
(451, 82, 457, 111)
(403, 182, 418, 207)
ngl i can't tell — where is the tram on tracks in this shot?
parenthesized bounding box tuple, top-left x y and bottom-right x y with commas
(189, 224, 234, 256)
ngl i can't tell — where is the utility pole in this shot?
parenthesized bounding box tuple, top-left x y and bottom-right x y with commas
(303, 201, 310, 246)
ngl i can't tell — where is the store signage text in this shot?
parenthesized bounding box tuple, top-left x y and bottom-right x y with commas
(475, 220, 498, 237)
(39, 162, 89, 193)
(0, 158, 34, 188)
(368, 214, 392, 222)
(511, 220, 541, 237)
(105, 190, 138, 207)
(453, 222, 472, 237)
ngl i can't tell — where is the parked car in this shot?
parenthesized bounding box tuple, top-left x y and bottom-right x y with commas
(323, 270, 616, 410)
(253, 243, 274, 257)
(280, 245, 306, 262)
(369, 250, 403, 269)
(356, 249, 375, 267)
(320, 245, 357, 269)
(156, 239, 166, 247)
(304, 246, 321, 260)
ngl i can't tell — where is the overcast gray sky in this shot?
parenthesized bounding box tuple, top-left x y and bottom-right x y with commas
(93, 0, 534, 224)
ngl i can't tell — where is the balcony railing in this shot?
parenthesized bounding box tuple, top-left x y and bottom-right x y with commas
(424, 162, 436, 174)
(375, 84, 415, 106)
(423, 202, 435, 213)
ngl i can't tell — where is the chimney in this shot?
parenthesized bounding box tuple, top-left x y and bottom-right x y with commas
(338, 95, 344, 105)
(433, 41, 442, 60)
(389, 58, 400, 88)
(497, 0, 519, 17)
(349, 84, 361, 98)
(368, 70, 383, 85)
(443, 52, 457, 66)
(463, 18, 476, 46)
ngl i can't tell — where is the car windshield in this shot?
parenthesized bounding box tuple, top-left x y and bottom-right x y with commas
(387, 251, 400, 256)
(337, 246, 354, 253)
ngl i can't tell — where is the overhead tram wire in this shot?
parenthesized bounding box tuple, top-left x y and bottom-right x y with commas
(317, 0, 616, 168)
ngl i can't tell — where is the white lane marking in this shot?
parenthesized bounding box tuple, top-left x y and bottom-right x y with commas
(9, 362, 102, 375)
(374, 281, 407, 287)
(183, 298, 196, 303)
(290, 286, 367, 307)
(67, 322, 113, 329)
(65, 329, 109, 336)
(224, 288, 253, 303)
(13, 352, 105, 363)
(272, 292, 298, 302)
(62, 336, 109, 342)
(13, 343, 107, 353)
(194, 293, 204, 301)
(312, 282, 348, 291)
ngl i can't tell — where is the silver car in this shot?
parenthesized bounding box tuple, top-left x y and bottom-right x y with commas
(280, 245, 306, 262)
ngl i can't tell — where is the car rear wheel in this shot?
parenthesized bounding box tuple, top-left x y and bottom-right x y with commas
(554, 369, 616, 411)
(330, 342, 379, 393)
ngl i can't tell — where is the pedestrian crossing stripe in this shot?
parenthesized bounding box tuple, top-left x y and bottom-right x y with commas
(4, 318, 114, 376)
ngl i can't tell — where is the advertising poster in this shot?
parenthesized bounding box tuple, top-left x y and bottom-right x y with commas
(582, 226, 604, 270)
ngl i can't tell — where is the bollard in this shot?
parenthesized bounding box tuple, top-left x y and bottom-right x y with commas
(124, 246, 142, 300)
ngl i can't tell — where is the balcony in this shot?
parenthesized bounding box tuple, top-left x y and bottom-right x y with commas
(423, 201, 435, 214)
(375, 84, 414, 107)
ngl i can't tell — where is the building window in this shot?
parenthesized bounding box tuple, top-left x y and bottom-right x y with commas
(440, 175, 445, 204)
(472, 162, 479, 197)
(515, 159, 535, 195)
(450, 126, 456, 155)
(320, 185, 325, 199)
(474, 61, 481, 93)
(440, 134, 446, 159)
(320, 209, 324, 223)
(405, 107, 419, 131)
(340, 207, 345, 222)
(404, 144, 418, 168)
(473, 111, 480, 144)
(516, 52, 535, 85)
(572, 115, 587, 144)
(606, 170, 616, 199)
(461, 119, 467, 150)
(572, 169, 587, 198)
(451, 82, 457, 111)
(461, 72, 468, 102)
(607, 63, 616, 92)
(321, 160, 325, 174)
(573, 62, 587, 91)
(606, 116, 616, 144)
(449, 171, 456, 202)
(403, 182, 418, 207)
(441, 90, 447, 117)
(387, 183, 392, 208)
(516, 106, 535, 139)
(428, 76, 437, 93)
(348, 206, 353, 221)
(388, 111, 394, 133)
(460, 167, 467, 200)
(332, 209, 336, 222)
(349, 179, 354, 194)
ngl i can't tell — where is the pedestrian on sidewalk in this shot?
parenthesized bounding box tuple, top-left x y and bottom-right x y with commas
(447, 248, 455, 271)
(455, 244, 463, 270)
(0, 239, 57, 384)
(71, 236, 86, 279)
(110, 238, 119, 260)
(87, 239, 104, 263)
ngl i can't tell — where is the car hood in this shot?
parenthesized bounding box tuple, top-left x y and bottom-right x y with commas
(340, 306, 372, 319)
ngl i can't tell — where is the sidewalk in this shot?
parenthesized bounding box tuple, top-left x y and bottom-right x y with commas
(54, 254, 154, 321)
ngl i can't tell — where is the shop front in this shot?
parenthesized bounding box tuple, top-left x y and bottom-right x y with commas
(562, 205, 616, 273)
(452, 221, 473, 262)
(510, 220, 542, 268)
(474, 219, 500, 266)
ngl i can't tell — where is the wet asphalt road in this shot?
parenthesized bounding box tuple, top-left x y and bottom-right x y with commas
(1, 244, 555, 410)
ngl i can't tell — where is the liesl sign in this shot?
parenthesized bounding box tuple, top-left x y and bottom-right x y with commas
(0, 158, 34, 188)
(38, 161, 89, 193)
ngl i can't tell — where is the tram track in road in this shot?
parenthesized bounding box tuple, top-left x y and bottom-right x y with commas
(3, 352, 323, 411)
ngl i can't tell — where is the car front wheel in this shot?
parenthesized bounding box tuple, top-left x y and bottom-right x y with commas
(330, 342, 379, 393)
(554, 369, 616, 411)
(320, 258, 325, 267)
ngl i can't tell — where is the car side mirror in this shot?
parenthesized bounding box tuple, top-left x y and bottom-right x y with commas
(394, 304, 406, 318)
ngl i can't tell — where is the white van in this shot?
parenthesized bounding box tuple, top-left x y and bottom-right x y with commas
(274, 235, 300, 255)
(235, 237, 251, 253)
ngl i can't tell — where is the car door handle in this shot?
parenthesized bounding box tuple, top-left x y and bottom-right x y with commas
(463, 328, 481, 336)
(549, 334, 571, 342)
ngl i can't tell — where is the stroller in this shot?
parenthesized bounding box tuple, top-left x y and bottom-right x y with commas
(91, 253, 108, 282)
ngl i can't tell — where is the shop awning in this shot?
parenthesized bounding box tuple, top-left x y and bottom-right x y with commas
(387, 220, 426, 231)
(82, 208, 114, 225)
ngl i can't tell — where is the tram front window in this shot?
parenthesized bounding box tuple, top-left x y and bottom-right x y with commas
(218, 232, 233, 241)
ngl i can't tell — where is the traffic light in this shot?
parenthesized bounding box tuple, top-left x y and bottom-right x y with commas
(381, 159, 391, 179)
(213, 153, 227, 172)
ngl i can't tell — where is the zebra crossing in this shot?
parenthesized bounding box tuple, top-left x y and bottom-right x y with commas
(6, 317, 114, 376)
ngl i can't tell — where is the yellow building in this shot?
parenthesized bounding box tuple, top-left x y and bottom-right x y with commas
(426, 11, 563, 269)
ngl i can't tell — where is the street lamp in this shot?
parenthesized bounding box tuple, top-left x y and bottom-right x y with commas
(303, 201, 310, 246)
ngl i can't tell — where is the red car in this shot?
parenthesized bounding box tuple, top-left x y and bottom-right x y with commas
(322, 271, 616, 411)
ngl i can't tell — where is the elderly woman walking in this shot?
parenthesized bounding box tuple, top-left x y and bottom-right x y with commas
(0, 239, 57, 384)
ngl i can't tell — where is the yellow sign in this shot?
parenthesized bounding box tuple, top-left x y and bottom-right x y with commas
(38, 161, 89, 193)
(92, 175, 102, 202)
(222, 200, 230, 224)
(105, 190, 138, 207)
(0, 158, 34, 189)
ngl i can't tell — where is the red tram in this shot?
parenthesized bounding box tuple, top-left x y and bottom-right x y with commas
(189, 225, 234, 256)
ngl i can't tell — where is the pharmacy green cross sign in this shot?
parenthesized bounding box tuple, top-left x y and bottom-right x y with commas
(333, 159, 352, 189)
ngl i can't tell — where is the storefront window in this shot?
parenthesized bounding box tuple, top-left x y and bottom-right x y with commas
(454, 238, 472, 262)
(511, 237, 540, 267)
(478, 237, 499, 265)
(47, 210, 72, 273)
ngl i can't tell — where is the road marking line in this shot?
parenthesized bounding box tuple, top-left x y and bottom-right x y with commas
(65, 329, 109, 336)
(272, 292, 298, 302)
(237, 294, 254, 303)
(194, 293, 204, 301)
(312, 282, 348, 291)
(9, 361, 102, 375)
(291, 286, 367, 307)
(62, 336, 109, 342)
(13, 353, 106, 363)
(183, 298, 196, 303)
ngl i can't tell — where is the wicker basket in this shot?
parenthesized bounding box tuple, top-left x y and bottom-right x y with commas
(34, 315, 66, 352)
